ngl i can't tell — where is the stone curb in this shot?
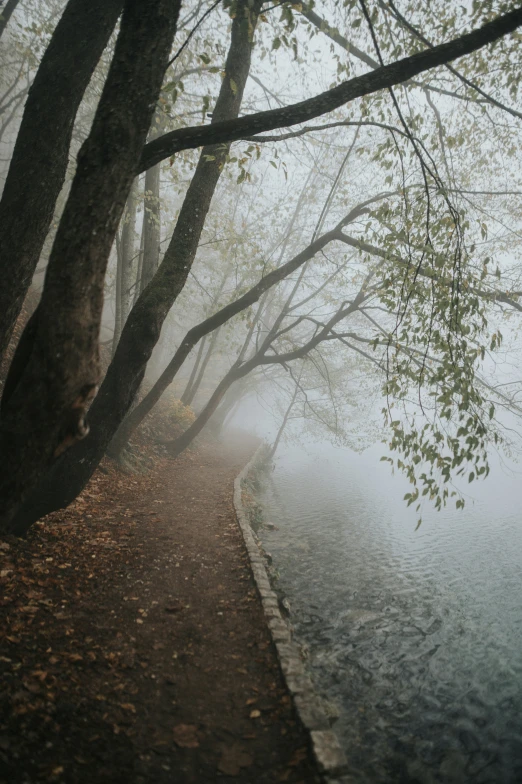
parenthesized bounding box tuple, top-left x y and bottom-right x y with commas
(233, 445, 349, 783)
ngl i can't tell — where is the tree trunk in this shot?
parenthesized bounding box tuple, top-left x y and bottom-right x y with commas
(167, 367, 242, 458)
(133, 205, 146, 305)
(0, 0, 21, 39)
(120, 178, 139, 326)
(113, 236, 123, 356)
(0, 0, 124, 360)
(8, 0, 263, 530)
(163, 285, 371, 461)
(210, 378, 247, 434)
(181, 270, 228, 406)
(181, 335, 207, 405)
(107, 224, 343, 456)
(87, 0, 261, 452)
(0, 0, 181, 534)
(270, 383, 300, 458)
(184, 326, 221, 407)
(140, 162, 161, 292)
(107, 180, 319, 448)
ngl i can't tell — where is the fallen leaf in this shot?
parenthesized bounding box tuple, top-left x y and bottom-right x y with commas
(218, 743, 253, 776)
(173, 724, 199, 748)
(249, 709, 261, 719)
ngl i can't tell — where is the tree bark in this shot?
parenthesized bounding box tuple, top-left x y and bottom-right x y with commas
(113, 237, 123, 356)
(140, 162, 161, 292)
(0, 0, 181, 534)
(91, 0, 261, 446)
(184, 325, 221, 407)
(181, 335, 207, 405)
(180, 270, 228, 406)
(7, 0, 263, 533)
(133, 207, 146, 305)
(120, 179, 139, 326)
(0, 0, 124, 360)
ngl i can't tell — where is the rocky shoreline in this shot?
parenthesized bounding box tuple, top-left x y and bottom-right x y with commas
(234, 445, 350, 784)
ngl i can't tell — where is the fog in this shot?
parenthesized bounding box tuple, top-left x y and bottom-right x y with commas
(1, 1, 522, 781)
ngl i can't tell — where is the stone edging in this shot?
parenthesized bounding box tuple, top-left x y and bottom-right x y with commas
(233, 445, 350, 783)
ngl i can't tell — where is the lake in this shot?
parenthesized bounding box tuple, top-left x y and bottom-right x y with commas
(257, 442, 522, 783)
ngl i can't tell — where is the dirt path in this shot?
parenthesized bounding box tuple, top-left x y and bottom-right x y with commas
(0, 434, 320, 783)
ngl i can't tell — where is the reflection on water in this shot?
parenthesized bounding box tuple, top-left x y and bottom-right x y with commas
(258, 443, 522, 783)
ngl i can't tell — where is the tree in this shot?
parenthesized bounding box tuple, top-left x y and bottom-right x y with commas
(0, 0, 181, 530)
(113, 179, 139, 353)
(107, 188, 381, 455)
(2, 0, 522, 535)
(0, 0, 124, 359)
(4, 0, 266, 532)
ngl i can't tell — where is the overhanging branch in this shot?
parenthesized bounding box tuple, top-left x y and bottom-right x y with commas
(139, 7, 522, 172)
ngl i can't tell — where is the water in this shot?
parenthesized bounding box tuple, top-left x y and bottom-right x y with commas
(257, 442, 522, 783)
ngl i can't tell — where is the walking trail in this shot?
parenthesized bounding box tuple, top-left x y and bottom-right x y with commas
(0, 433, 320, 783)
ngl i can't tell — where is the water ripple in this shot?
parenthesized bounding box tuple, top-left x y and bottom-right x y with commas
(258, 444, 522, 783)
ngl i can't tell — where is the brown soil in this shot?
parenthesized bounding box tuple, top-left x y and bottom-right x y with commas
(0, 433, 320, 784)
